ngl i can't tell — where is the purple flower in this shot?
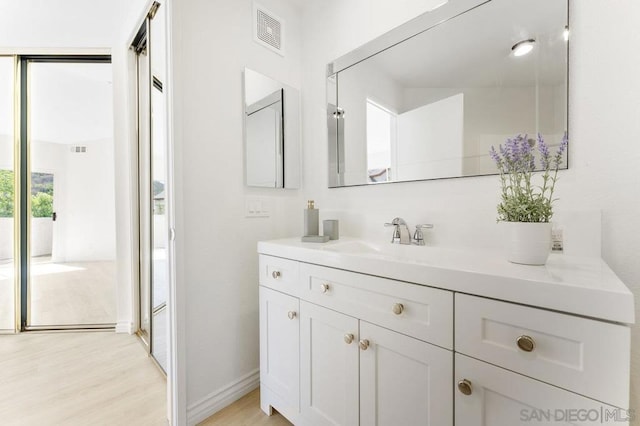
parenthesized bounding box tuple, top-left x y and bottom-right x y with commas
(489, 146, 501, 164)
(538, 133, 550, 170)
(553, 132, 568, 168)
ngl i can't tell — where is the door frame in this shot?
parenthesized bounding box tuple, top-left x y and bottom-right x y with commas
(18, 54, 114, 331)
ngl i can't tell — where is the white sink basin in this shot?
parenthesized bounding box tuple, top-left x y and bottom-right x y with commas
(321, 240, 382, 255)
(321, 239, 446, 265)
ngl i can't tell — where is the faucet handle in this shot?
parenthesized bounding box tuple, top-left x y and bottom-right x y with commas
(413, 224, 433, 246)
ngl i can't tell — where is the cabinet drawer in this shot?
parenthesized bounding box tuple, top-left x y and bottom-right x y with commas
(455, 294, 630, 408)
(455, 354, 626, 426)
(300, 263, 453, 349)
(259, 255, 300, 296)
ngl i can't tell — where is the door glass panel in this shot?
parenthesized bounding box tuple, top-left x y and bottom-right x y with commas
(150, 3, 168, 372)
(28, 61, 116, 327)
(151, 84, 167, 371)
(0, 57, 15, 331)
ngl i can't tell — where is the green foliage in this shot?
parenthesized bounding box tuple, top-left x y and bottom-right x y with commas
(31, 172, 54, 196)
(31, 192, 53, 218)
(0, 170, 14, 218)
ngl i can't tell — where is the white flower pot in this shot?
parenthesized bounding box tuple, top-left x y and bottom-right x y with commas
(503, 221, 552, 265)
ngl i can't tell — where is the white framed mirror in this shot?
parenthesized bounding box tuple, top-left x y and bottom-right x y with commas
(327, 0, 569, 188)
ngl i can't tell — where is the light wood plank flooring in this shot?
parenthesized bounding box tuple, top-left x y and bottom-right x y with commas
(0, 259, 116, 329)
(199, 389, 291, 426)
(0, 331, 166, 425)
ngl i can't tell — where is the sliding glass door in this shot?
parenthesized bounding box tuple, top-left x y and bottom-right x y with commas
(22, 57, 116, 329)
(0, 56, 16, 332)
(135, 0, 168, 372)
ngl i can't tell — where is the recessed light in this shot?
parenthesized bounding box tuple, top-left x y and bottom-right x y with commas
(563, 26, 570, 42)
(511, 39, 536, 57)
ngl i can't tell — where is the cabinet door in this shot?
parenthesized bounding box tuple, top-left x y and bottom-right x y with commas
(259, 287, 300, 414)
(360, 321, 453, 426)
(455, 354, 627, 426)
(301, 301, 359, 426)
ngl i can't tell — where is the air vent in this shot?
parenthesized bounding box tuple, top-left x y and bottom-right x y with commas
(70, 146, 87, 153)
(253, 3, 285, 56)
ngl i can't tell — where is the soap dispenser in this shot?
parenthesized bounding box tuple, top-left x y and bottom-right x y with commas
(304, 200, 319, 236)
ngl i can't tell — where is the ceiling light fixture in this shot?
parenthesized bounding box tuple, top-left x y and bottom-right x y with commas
(511, 39, 536, 57)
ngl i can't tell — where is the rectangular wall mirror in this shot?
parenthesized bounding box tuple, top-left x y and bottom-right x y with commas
(327, 0, 569, 187)
(244, 68, 300, 189)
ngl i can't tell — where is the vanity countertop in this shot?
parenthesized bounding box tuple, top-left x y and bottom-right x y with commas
(258, 238, 635, 325)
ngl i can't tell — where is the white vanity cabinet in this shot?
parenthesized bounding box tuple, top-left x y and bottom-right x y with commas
(257, 240, 633, 426)
(259, 286, 300, 421)
(259, 254, 454, 425)
(300, 301, 359, 425)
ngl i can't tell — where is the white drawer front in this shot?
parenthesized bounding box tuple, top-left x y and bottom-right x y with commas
(300, 263, 453, 349)
(455, 294, 630, 408)
(455, 354, 627, 426)
(259, 255, 300, 296)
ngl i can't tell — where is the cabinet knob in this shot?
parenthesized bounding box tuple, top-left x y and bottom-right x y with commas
(457, 379, 473, 396)
(287, 311, 297, 320)
(272, 270, 281, 279)
(344, 333, 354, 344)
(320, 283, 331, 293)
(392, 303, 404, 315)
(359, 339, 370, 350)
(516, 335, 536, 352)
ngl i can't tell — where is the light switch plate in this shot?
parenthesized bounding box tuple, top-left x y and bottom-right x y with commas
(245, 197, 270, 218)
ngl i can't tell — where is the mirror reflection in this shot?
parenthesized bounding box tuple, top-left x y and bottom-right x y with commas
(244, 68, 300, 188)
(328, 0, 568, 187)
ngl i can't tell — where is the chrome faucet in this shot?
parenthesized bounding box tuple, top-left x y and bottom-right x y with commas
(385, 218, 434, 245)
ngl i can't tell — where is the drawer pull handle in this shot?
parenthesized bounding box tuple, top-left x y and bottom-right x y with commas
(320, 283, 331, 293)
(458, 379, 473, 396)
(344, 334, 354, 344)
(359, 339, 370, 350)
(516, 335, 536, 352)
(392, 303, 404, 315)
(287, 311, 297, 320)
(272, 270, 281, 279)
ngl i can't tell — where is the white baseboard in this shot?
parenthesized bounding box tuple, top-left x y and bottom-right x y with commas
(187, 369, 260, 426)
(115, 321, 134, 334)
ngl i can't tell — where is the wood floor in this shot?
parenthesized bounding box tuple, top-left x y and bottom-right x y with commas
(0, 259, 116, 329)
(199, 389, 291, 426)
(0, 331, 166, 425)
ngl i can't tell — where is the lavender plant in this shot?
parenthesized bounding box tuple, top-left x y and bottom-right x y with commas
(489, 133, 568, 223)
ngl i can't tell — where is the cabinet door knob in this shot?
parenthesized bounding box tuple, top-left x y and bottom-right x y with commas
(320, 283, 330, 293)
(272, 270, 281, 279)
(516, 335, 536, 352)
(287, 311, 297, 320)
(392, 303, 404, 315)
(458, 379, 473, 396)
(344, 333, 354, 344)
(359, 339, 370, 350)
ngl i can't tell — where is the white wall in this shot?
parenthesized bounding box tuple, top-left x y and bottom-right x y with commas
(300, 0, 640, 421)
(396, 93, 464, 180)
(170, 0, 303, 421)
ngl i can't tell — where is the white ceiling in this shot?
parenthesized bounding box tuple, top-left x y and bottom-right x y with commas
(31, 62, 113, 144)
(0, 0, 148, 49)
